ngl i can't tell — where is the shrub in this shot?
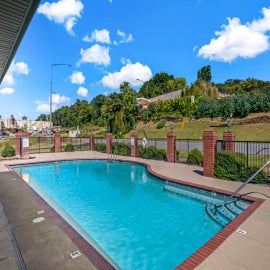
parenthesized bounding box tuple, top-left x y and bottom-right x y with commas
(1, 145, 16, 157)
(156, 119, 166, 129)
(94, 143, 106, 152)
(112, 142, 130, 156)
(187, 148, 203, 165)
(138, 145, 166, 160)
(64, 144, 74, 152)
(50, 146, 55, 152)
(214, 151, 246, 181)
(214, 151, 267, 182)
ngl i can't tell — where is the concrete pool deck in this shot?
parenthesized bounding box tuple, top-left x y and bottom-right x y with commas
(0, 151, 270, 270)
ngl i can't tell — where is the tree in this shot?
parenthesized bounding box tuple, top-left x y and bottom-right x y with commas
(78, 100, 93, 125)
(152, 72, 175, 95)
(36, 114, 47, 121)
(197, 65, 212, 83)
(90, 94, 107, 123)
(120, 82, 137, 131)
(233, 94, 250, 118)
(175, 77, 186, 90)
(190, 79, 219, 99)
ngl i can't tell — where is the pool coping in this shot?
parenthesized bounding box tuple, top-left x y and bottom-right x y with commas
(5, 158, 264, 270)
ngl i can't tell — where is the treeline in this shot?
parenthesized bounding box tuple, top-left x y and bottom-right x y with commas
(196, 93, 270, 119)
(36, 66, 270, 136)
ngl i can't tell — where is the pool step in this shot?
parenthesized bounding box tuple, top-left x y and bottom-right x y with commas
(206, 200, 247, 227)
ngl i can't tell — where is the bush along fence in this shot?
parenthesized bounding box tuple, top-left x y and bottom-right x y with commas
(203, 131, 270, 184)
(7, 131, 270, 184)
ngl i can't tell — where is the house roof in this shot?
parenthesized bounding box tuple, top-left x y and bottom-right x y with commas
(0, 0, 40, 83)
(148, 90, 182, 103)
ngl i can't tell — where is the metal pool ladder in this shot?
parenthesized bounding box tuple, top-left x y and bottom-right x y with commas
(108, 150, 117, 160)
(206, 160, 270, 226)
(222, 160, 270, 206)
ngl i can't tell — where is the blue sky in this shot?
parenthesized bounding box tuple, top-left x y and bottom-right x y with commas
(1, 0, 270, 120)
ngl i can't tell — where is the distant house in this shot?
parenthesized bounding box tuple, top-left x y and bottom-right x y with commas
(137, 90, 183, 108)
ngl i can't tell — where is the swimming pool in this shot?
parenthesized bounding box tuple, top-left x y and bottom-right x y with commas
(13, 160, 250, 270)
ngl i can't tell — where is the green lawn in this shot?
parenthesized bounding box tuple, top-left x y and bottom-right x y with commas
(129, 118, 270, 141)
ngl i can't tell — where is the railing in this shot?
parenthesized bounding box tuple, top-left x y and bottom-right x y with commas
(175, 139, 203, 162)
(29, 136, 54, 154)
(60, 137, 89, 151)
(93, 137, 106, 153)
(222, 160, 270, 206)
(138, 138, 167, 161)
(217, 140, 270, 180)
(0, 137, 17, 154)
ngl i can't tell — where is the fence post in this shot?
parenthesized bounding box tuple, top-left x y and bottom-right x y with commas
(167, 131, 176, 163)
(203, 131, 217, 177)
(130, 132, 138, 157)
(89, 133, 95, 151)
(54, 132, 61, 152)
(15, 132, 30, 159)
(106, 133, 113, 154)
(223, 131, 235, 152)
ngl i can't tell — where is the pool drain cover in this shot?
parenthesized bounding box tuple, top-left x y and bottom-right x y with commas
(237, 229, 247, 235)
(70, 250, 81, 259)
(33, 217, 45, 223)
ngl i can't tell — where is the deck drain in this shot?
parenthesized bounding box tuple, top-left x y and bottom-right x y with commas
(37, 210, 45, 214)
(237, 229, 247, 235)
(70, 250, 81, 259)
(33, 217, 45, 223)
(11, 178, 17, 181)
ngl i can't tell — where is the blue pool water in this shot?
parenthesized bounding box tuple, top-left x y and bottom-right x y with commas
(13, 160, 244, 270)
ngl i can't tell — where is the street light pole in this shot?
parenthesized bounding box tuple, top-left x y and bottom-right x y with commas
(50, 63, 71, 132)
(137, 78, 149, 137)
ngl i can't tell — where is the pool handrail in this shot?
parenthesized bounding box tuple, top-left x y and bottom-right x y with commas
(222, 160, 270, 206)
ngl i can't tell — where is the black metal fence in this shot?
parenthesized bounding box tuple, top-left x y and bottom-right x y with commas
(175, 139, 203, 163)
(93, 137, 106, 153)
(0, 137, 17, 155)
(29, 136, 54, 154)
(217, 140, 270, 179)
(60, 137, 89, 151)
(138, 138, 167, 161)
(1, 135, 269, 182)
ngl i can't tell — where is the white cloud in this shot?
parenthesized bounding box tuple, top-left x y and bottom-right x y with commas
(121, 57, 129, 65)
(37, 0, 84, 35)
(10, 62, 29, 75)
(36, 103, 50, 113)
(77, 86, 88, 97)
(70, 71, 85, 84)
(0, 88, 15, 95)
(35, 93, 71, 113)
(101, 61, 152, 89)
(116, 29, 133, 44)
(2, 74, 15, 86)
(52, 93, 71, 104)
(198, 7, 270, 62)
(2, 61, 29, 86)
(77, 44, 111, 66)
(83, 29, 111, 44)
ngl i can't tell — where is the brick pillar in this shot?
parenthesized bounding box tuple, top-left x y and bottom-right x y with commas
(167, 132, 176, 163)
(15, 132, 30, 159)
(223, 132, 235, 152)
(54, 132, 61, 153)
(203, 131, 218, 177)
(106, 133, 113, 154)
(89, 133, 95, 151)
(130, 132, 138, 157)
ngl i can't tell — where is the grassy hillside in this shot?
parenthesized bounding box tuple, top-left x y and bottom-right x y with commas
(128, 113, 270, 141)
